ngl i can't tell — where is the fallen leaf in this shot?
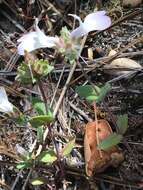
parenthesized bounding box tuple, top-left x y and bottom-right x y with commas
(0, 141, 20, 161)
(84, 120, 124, 176)
(62, 138, 75, 157)
(122, 0, 142, 7)
(104, 53, 142, 76)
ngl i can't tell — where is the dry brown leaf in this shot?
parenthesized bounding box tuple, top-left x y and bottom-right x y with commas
(84, 120, 124, 176)
(104, 50, 142, 75)
(122, 0, 142, 7)
(0, 141, 20, 161)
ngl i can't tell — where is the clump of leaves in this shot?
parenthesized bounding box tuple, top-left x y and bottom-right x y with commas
(16, 59, 54, 84)
(59, 27, 79, 64)
(76, 82, 128, 150)
(38, 138, 75, 164)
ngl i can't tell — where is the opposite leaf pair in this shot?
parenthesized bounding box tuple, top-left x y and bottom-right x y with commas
(17, 11, 111, 55)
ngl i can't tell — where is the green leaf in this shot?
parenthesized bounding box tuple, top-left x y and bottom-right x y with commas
(62, 138, 75, 157)
(16, 161, 32, 169)
(32, 97, 47, 115)
(16, 62, 36, 84)
(37, 126, 44, 143)
(16, 60, 54, 85)
(117, 114, 128, 135)
(76, 85, 100, 102)
(29, 111, 54, 128)
(97, 83, 111, 103)
(31, 177, 45, 186)
(34, 59, 54, 77)
(14, 114, 27, 125)
(98, 133, 122, 150)
(60, 26, 71, 43)
(76, 83, 111, 103)
(38, 150, 57, 164)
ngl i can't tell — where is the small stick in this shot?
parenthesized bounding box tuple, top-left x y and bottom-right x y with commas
(21, 168, 33, 190)
(50, 65, 66, 108)
(69, 101, 92, 122)
(11, 170, 23, 190)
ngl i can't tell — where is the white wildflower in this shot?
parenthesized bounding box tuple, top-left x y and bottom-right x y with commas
(17, 19, 59, 55)
(69, 11, 111, 38)
(0, 87, 13, 113)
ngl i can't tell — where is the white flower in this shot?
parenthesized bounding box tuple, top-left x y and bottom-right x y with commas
(69, 11, 111, 38)
(17, 19, 59, 55)
(0, 87, 13, 113)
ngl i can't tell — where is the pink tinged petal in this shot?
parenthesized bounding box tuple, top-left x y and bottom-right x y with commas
(84, 12, 111, 32)
(0, 87, 13, 113)
(70, 24, 88, 38)
(17, 23, 59, 55)
(17, 32, 38, 55)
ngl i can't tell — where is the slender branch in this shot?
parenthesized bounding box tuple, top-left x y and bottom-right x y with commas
(53, 35, 87, 117)
(93, 101, 102, 158)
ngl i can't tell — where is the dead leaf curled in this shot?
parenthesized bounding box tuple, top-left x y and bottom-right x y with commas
(84, 120, 124, 176)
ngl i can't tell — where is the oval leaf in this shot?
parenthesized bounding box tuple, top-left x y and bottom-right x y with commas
(32, 97, 47, 115)
(98, 133, 122, 150)
(76, 83, 111, 103)
(31, 177, 45, 186)
(117, 114, 128, 135)
(16, 161, 32, 169)
(38, 150, 57, 164)
(97, 83, 111, 103)
(76, 85, 101, 102)
(29, 112, 54, 128)
(62, 138, 75, 157)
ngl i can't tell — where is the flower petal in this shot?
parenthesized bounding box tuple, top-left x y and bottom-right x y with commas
(83, 11, 111, 32)
(0, 87, 13, 113)
(17, 20, 59, 55)
(17, 32, 38, 55)
(70, 24, 88, 38)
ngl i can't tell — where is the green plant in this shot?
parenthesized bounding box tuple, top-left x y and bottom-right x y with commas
(0, 11, 112, 186)
(76, 83, 128, 150)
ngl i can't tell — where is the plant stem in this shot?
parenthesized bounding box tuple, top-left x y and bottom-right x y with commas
(38, 79, 48, 112)
(93, 101, 102, 158)
(53, 35, 87, 117)
(38, 80, 65, 178)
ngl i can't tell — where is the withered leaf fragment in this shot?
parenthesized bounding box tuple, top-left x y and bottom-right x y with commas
(84, 120, 124, 176)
